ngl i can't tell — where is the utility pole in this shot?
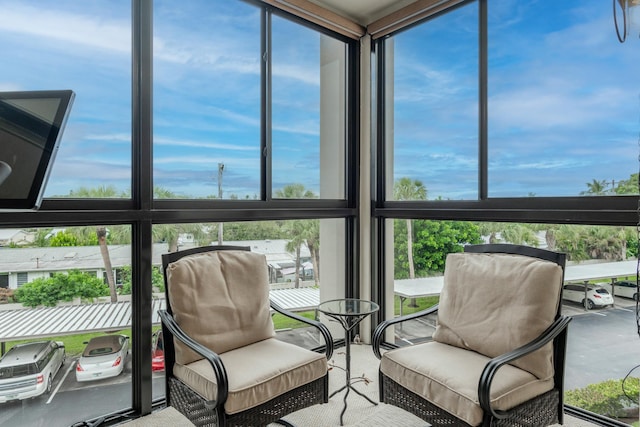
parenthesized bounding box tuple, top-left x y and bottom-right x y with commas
(217, 163, 224, 245)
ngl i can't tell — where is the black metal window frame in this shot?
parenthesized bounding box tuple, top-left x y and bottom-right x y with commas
(0, 0, 359, 422)
(370, 2, 636, 425)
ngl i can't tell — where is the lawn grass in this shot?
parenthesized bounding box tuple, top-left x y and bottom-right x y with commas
(394, 295, 439, 315)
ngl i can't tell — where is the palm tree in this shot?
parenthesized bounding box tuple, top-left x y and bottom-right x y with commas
(580, 179, 609, 195)
(275, 184, 319, 287)
(65, 185, 126, 303)
(275, 183, 316, 199)
(283, 221, 307, 288)
(97, 226, 117, 302)
(394, 178, 427, 307)
(303, 220, 320, 285)
(394, 178, 427, 280)
(152, 186, 214, 251)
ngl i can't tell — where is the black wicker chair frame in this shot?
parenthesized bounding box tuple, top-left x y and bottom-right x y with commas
(372, 244, 571, 427)
(158, 245, 334, 427)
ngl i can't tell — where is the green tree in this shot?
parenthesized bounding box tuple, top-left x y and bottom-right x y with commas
(580, 179, 609, 195)
(302, 220, 321, 285)
(394, 220, 481, 279)
(275, 183, 316, 199)
(477, 222, 540, 246)
(62, 185, 129, 303)
(553, 225, 631, 261)
(152, 186, 213, 251)
(49, 231, 79, 247)
(119, 266, 164, 295)
(614, 173, 639, 195)
(283, 221, 307, 288)
(223, 221, 286, 241)
(275, 184, 319, 287)
(394, 178, 427, 280)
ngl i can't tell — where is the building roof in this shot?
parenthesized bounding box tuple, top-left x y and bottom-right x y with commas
(0, 244, 166, 273)
(0, 240, 303, 273)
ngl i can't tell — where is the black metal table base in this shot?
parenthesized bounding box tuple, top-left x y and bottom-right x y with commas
(330, 377, 378, 426)
(318, 299, 380, 426)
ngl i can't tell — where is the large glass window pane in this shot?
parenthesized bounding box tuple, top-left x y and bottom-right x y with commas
(271, 16, 347, 199)
(488, 0, 640, 197)
(0, 1, 131, 198)
(383, 219, 640, 424)
(153, 1, 261, 199)
(0, 225, 134, 425)
(386, 3, 479, 201)
(151, 218, 346, 399)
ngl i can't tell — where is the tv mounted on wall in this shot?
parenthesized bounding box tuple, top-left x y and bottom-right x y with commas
(0, 90, 75, 210)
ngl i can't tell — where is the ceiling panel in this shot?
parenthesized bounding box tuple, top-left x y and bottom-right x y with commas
(308, 0, 418, 25)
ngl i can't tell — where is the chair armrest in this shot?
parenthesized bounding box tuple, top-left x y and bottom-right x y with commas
(158, 309, 229, 406)
(478, 315, 572, 419)
(372, 304, 439, 359)
(270, 301, 334, 359)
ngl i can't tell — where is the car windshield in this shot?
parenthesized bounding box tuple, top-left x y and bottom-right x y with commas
(0, 363, 37, 379)
(595, 288, 609, 294)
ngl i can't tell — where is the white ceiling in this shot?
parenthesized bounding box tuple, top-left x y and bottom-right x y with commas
(308, 0, 418, 26)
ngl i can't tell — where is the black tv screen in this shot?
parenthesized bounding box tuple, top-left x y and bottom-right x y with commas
(0, 90, 74, 210)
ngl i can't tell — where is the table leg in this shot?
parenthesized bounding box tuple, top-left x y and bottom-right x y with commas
(332, 323, 377, 426)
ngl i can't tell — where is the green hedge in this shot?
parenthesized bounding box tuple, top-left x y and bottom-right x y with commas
(565, 378, 639, 419)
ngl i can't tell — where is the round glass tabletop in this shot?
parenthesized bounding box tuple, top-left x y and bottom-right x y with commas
(317, 298, 379, 316)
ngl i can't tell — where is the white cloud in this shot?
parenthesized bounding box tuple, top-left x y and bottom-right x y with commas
(0, 3, 130, 54)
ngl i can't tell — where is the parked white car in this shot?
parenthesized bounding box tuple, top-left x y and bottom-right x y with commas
(562, 283, 614, 309)
(75, 335, 129, 382)
(609, 280, 639, 301)
(0, 341, 66, 403)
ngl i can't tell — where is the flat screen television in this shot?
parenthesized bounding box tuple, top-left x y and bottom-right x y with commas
(0, 90, 75, 210)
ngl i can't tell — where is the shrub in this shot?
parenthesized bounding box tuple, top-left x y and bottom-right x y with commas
(14, 270, 109, 307)
(565, 378, 639, 419)
(0, 288, 14, 303)
(118, 266, 164, 295)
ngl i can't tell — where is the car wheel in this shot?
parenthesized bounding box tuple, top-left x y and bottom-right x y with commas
(586, 299, 595, 310)
(46, 374, 52, 394)
(634, 293, 639, 302)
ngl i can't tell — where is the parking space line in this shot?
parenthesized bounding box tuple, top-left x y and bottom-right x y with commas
(589, 311, 607, 316)
(47, 359, 76, 405)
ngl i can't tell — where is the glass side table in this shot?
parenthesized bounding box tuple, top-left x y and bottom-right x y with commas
(317, 298, 380, 426)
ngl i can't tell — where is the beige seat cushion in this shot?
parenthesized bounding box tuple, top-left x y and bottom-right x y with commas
(173, 338, 327, 415)
(166, 250, 275, 365)
(381, 341, 554, 427)
(432, 252, 563, 379)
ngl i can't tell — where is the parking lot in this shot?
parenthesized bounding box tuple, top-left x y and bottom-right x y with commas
(560, 294, 636, 316)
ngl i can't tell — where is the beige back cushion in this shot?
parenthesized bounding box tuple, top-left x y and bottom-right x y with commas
(167, 250, 275, 365)
(432, 252, 563, 379)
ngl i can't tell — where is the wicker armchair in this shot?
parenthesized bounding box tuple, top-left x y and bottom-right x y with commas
(158, 245, 333, 427)
(372, 244, 571, 427)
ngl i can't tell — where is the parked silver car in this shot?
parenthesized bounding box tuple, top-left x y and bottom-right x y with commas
(75, 335, 129, 382)
(0, 341, 66, 403)
(562, 283, 614, 309)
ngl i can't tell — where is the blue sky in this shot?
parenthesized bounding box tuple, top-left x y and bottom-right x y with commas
(0, 0, 639, 199)
(392, 0, 640, 199)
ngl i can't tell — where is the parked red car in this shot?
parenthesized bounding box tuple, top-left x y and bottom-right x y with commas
(151, 330, 164, 372)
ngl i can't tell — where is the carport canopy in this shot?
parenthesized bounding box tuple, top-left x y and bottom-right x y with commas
(0, 288, 320, 344)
